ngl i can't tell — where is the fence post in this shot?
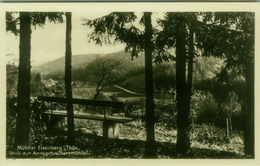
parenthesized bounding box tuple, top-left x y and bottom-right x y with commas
(191, 116, 195, 132)
(226, 117, 230, 138)
(229, 116, 232, 136)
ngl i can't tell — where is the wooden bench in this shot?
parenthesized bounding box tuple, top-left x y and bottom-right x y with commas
(37, 96, 134, 139)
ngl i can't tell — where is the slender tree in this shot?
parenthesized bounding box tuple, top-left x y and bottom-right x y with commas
(187, 24, 195, 133)
(222, 13, 254, 157)
(244, 53, 254, 157)
(187, 26, 194, 103)
(15, 12, 31, 145)
(143, 12, 156, 158)
(65, 12, 75, 144)
(84, 12, 157, 157)
(6, 12, 64, 145)
(157, 12, 255, 156)
(197, 12, 255, 157)
(175, 16, 191, 154)
(84, 56, 121, 99)
(157, 13, 198, 154)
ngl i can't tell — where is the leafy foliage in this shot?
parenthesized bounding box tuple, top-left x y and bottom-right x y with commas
(153, 63, 175, 91)
(83, 56, 123, 98)
(30, 12, 64, 27)
(190, 90, 207, 119)
(220, 92, 241, 117)
(196, 12, 254, 74)
(6, 64, 18, 98)
(6, 94, 245, 158)
(6, 12, 19, 35)
(124, 99, 145, 118)
(6, 12, 64, 36)
(154, 89, 177, 128)
(30, 81, 48, 97)
(6, 98, 17, 147)
(7, 98, 48, 147)
(195, 92, 220, 125)
(83, 12, 146, 58)
(195, 124, 230, 145)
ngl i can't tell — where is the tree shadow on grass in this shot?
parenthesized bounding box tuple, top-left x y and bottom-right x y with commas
(7, 131, 245, 159)
(157, 142, 244, 159)
(75, 132, 244, 159)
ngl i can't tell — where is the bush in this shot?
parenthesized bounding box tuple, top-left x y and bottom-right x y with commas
(154, 89, 177, 128)
(30, 81, 48, 97)
(192, 91, 221, 125)
(220, 92, 242, 129)
(29, 116, 48, 146)
(153, 64, 175, 91)
(190, 90, 207, 119)
(6, 98, 50, 147)
(195, 124, 230, 145)
(191, 90, 243, 129)
(6, 98, 17, 147)
(124, 99, 145, 119)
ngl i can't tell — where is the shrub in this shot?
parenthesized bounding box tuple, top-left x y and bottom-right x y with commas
(29, 116, 48, 146)
(190, 90, 207, 119)
(6, 98, 51, 147)
(194, 91, 221, 125)
(124, 99, 145, 119)
(195, 124, 230, 145)
(6, 98, 17, 147)
(154, 89, 177, 128)
(220, 92, 242, 129)
(153, 64, 175, 91)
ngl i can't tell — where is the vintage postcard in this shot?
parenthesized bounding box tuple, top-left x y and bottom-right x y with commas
(1, 1, 260, 166)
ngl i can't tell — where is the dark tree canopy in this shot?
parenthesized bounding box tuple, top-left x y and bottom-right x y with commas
(156, 12, 254, 155)
(196, 12, 254, 73)
(6, 12, 64, 36)
(83, 12, 149, 59)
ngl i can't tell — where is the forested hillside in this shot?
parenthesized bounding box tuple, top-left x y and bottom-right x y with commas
(33, 50, 224, 93)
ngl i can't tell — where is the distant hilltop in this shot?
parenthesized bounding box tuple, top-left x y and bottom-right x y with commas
(32, 50, 144, 75)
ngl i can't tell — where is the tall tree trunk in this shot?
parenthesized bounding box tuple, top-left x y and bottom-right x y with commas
(187, 26, 194, 132)
(176, 18, 191, 154)
(143, 12, 156, 158)
(187, 26, 194, 98)
(65, 12, 75, 145)
(243, 58, 254, 157)
(187, 26, 194, 94)
(15, 12, 31, 146)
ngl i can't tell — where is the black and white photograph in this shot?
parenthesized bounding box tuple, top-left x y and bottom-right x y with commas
(1, 2, 260, 164)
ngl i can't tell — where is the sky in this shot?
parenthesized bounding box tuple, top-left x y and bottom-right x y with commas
(6, 11, 166, 66)
(6, 12, 127, 66)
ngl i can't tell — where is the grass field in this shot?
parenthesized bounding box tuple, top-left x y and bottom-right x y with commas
(7, 118, 243, 159)
(6, 81, 244, 158)
(74, 119, 244, 157)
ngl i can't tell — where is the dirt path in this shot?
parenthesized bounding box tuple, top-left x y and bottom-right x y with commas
(114, 85, 144, 95)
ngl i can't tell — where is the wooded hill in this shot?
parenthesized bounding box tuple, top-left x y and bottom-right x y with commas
(32, 50, 144, 74)
(32, 53, 97, 74)
(32, 50, 224, 93)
